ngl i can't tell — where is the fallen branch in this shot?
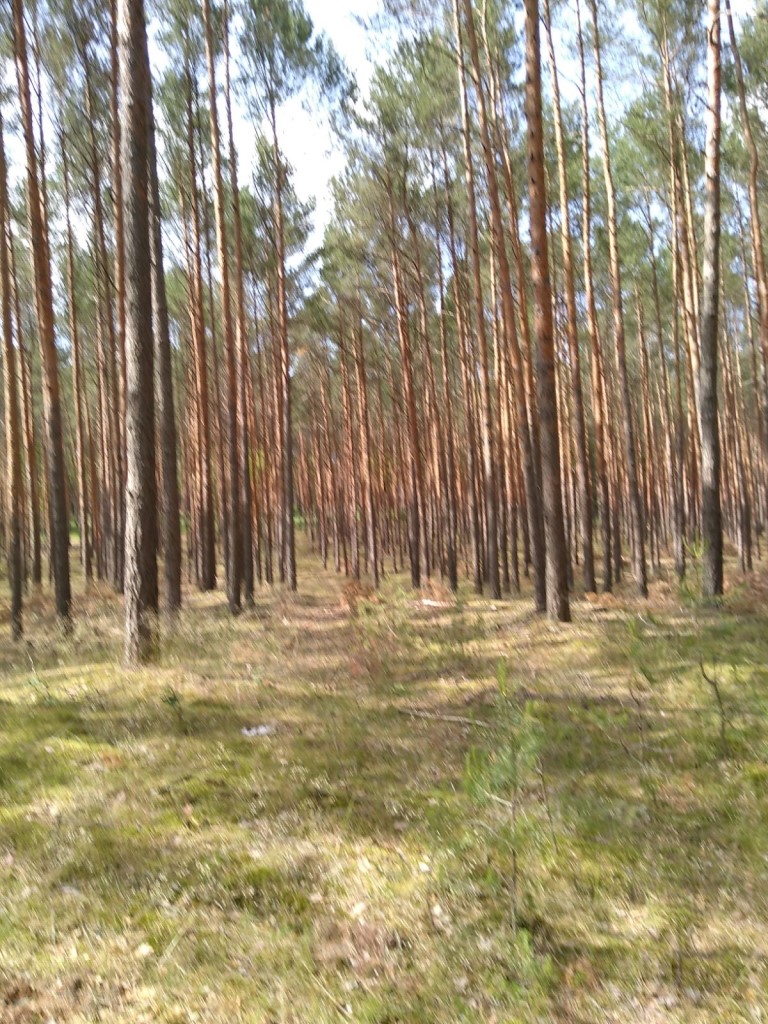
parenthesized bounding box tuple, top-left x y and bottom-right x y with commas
(398, 707, 493, 729)
(700, 660, 729, 757)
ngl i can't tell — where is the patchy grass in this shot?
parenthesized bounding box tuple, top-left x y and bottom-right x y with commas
(1, 545, 767, 1022)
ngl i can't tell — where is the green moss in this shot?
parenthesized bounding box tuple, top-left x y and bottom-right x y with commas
(1, 554, 768, 1020)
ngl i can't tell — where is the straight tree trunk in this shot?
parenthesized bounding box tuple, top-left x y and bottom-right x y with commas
(183, 72, 216, 590)
(110, 0, 127, 590)
(431, 159, 459, 591)
(0, 110, 23, 639)
(82, 51, 123, 590)
(269, 97, 296, 590)
(223, 0, 254, 605)
(203, 0, 241, 611)
(442, 144, 482, 592)
(353, 306, 379, 587)
(524, 0, 570, 622)
(119, 0, 159, 663)
(386, 178, 423, 588)
(148, 65, 182, 613)
(12, 0, 71, 625)
(576, 0, 611, 592)
(699, 0, 724, 597)
(10, 237, 41, 587)
(542, 0, 595, 594)
(61, 129, 91, 583)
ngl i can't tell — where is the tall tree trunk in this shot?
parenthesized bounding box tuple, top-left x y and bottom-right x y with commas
(61, 129, 91, 583)
(10, 236, 41, 586)
(645, 197, 685, 578)
(82, 50, 123, 591)
(353, 306, 379, 587)
(148, 64, 182, 613)
(269, 97, 296, 590)
(431, 158, 459, 591)
(386, 176, 423, 588)
(442, 143, 482, 592)
(223, 0, 254, 606)
(12, 0, 71, 625)
(0, 110, 23, 639)
(119, 0, 159, 663)
(110, 0, 127, 591)
(524, 0, 570, 622)
(576, 0, 611, 592)
(183, 71, 216, 591)
(699, 0, 724, 597)
(542, 0, 595, 594)
(203, 0, 241, 611)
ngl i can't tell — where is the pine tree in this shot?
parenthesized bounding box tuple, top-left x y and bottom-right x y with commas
(119, 0, 159, 663)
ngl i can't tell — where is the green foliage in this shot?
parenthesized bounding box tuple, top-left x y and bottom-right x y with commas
(239, 0, 350, 111)
(465, 664, 542, 806)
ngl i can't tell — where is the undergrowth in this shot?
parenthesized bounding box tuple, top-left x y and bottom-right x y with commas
(0, 550, 767, 1022)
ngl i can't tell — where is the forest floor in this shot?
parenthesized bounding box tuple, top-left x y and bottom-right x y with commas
(1, 542, 768, 1023)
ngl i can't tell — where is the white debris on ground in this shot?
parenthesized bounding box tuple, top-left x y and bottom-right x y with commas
(241, 724, 276, 738)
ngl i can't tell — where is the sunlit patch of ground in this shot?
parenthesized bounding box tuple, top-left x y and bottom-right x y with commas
(1, 541, 767, 1022)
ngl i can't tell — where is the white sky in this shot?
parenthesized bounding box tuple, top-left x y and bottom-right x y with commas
(266, 0, 382, 238)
